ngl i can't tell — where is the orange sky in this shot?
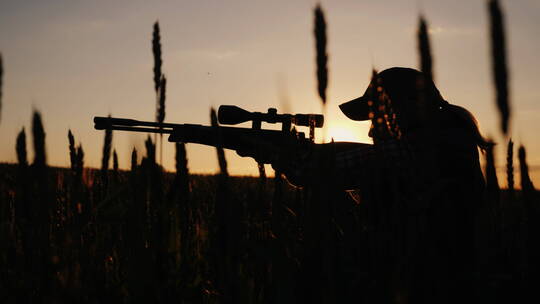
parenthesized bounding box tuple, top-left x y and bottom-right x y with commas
(0, 0, 539, 186)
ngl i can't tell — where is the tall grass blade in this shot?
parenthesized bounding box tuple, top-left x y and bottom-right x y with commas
(76, 144, 84, 179)
(144, 135, 156, 164)
(0, 53, 3, 123)
(16, 127, 27, 166)
(174, 141, 190, 266)
(175, 142, 189, 195)
(506, 139, 514, 195)
(157, 75, 166, 124)
(126, 146, 154, 302)
(210, 107, 232, 298)
(152, 21, 162, 94)
(485, 139, 500, 194)
(131, 147, 138, 171)
(258, 162, 266, 182)
(101, 120, 112, 189)
(418, 16, 434, 81)
(101, 123, 112, 173)
(112, 149, 119, 185)
(68, 129, 76, 170)
(158, 75, 166, 164)
(484, 139, 502, 235)
(517, 145, 533, 285)
(488, 0, 511, 135)
(14, 127, 29, 260)
(518, 145, 534, 193)
(30, 110, 51, 296)
(32, 111, 46, 167)
(175, 142, 188, 175)
(113, 149, 118, 172)
(152, 21, 163, 150)
(314, 4, 328, 105)
(210, 108, 228, 176)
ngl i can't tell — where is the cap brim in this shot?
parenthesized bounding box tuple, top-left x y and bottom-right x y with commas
(339, 96, 371, 121)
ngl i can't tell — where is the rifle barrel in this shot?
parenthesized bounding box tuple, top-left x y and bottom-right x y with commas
(96, 125, 173, 134)
(94, 116, 183, 129)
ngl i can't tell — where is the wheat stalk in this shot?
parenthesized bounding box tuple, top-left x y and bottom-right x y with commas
(30, 111, 51, 291)
(101, 125, 112, 171)
(145, 135, 156, 163)
(32, 111, 46, 167)
(485, 139, 500, 193)
(76, 144, 84, 178)
(258, 162, 266, 181)
(314, 4, 328, 105)
(157, 76, 166, 124)
(175, 142, 188, 176)
(152, 22, 166, 164)
(16, 127, 27, 166)
(518, 145, 534, 192)
(68, 130, 76, 170)
(210, 108, 228, 176)
(157, 75, 166, 164)
(0, 53, 3, 124)
(418, 15, 434, 81)
(101, 119, 113, 178)
(488, 0, 511, 135)
(506, 139, 514, 194)
(210, 107, 230, 295)
(113, 149, 119, 173)
(131, 147, 138, 171)
(175, 142, 190, 199)
(152, 22, 162, 94)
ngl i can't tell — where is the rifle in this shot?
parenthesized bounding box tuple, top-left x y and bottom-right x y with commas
(94, 105, 325, 164)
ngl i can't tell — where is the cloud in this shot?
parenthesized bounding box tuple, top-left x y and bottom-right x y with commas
(427, 26, 481, 37)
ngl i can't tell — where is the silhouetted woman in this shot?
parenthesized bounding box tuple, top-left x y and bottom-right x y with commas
(280, 67, 489, 304)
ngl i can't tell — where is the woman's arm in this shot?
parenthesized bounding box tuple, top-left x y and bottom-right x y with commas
(277, 142, 376, 190)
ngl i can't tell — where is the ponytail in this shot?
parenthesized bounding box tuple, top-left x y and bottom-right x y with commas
(443, 103, 493, 151)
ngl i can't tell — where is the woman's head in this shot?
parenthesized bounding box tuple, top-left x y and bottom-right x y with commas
(340, 67, 489, 149)
(340, 67, 445, 131)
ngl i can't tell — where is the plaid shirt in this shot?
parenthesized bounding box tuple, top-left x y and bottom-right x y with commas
(335, 140, 406, 190)
(285, 140, 405, 190)
(334, 144, 377, 189)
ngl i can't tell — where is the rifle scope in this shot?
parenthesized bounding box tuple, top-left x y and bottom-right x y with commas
(217, 105, 324, 129)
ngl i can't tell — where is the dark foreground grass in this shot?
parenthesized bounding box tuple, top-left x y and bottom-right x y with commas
(1, 161, 540, 303)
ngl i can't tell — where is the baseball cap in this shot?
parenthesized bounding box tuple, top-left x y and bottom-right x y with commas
(339, 67, 444, 121)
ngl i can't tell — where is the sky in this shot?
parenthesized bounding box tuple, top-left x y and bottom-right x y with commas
(0, 0, 539, 186)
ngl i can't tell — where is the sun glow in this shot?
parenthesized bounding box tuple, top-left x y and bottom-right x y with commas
(324, 122, 372, 143)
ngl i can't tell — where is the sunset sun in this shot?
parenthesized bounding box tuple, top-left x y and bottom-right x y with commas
(324, 121, 371, 143)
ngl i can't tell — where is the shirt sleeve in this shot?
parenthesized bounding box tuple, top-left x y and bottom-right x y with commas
(334, 143, 378, 190)
(283, 142, 379, 190)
